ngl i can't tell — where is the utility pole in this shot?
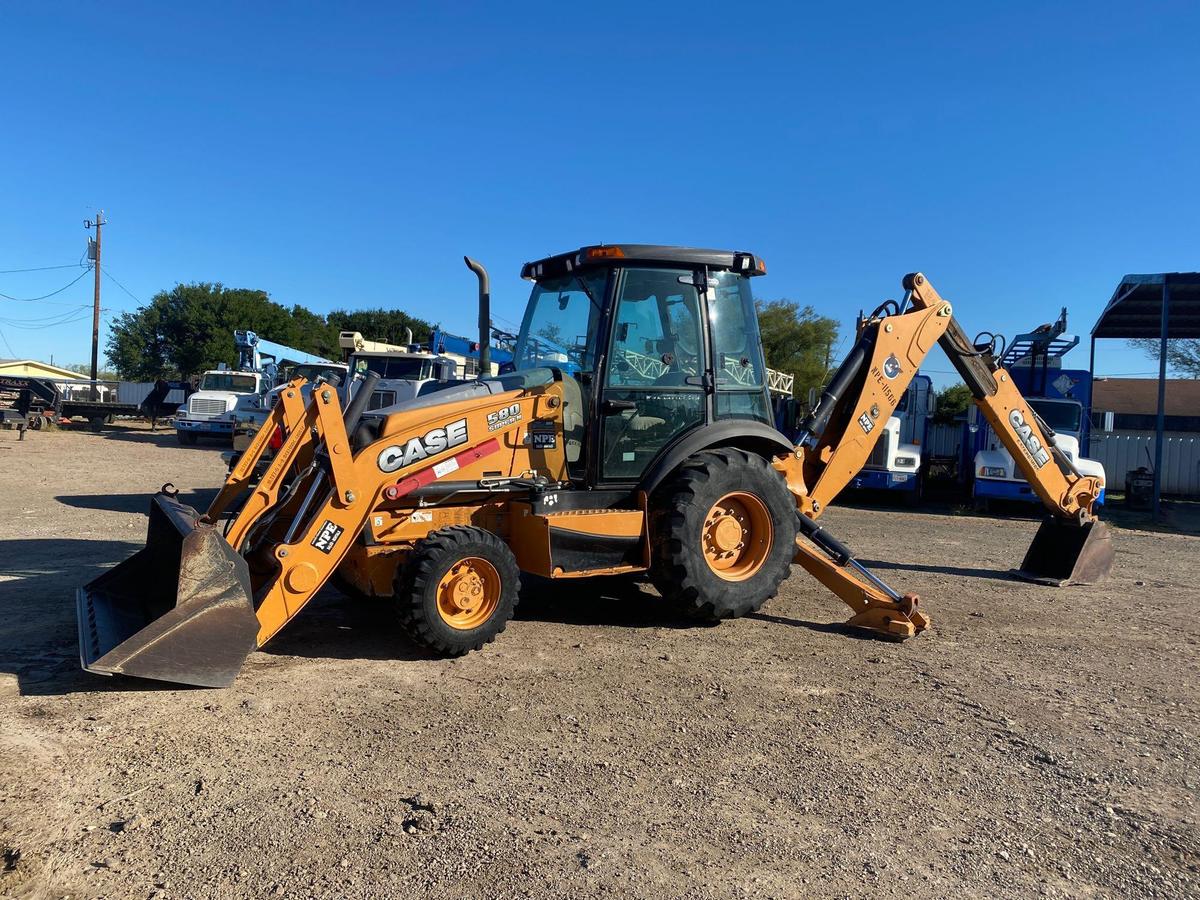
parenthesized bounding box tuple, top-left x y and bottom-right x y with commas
(85, 211, 105, 399)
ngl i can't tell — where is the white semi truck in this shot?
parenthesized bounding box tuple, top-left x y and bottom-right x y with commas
(848, 373, 934, 504)
(175, 331, 334, 445)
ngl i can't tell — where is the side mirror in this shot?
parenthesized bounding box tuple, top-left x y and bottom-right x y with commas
(807, 386, 818, 408)
(967, 404, 979, 434)
(927, 394, 938, 416)
(1103, 410, 1115, 433)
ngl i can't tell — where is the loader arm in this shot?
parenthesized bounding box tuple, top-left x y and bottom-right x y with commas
(773, 272, 1113, 638)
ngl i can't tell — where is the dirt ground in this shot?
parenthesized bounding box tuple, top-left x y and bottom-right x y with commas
(0, 422, 1196, 900)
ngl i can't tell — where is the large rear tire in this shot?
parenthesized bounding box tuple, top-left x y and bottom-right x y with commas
(395, 526, 520, 655)
(650, 448, 798, 621)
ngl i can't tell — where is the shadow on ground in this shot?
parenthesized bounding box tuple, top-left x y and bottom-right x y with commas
(51, 423, 228, 451)
(54, 488, 218, 516)
(0, 537, 170, 697)
(856, 558, 1020, 581)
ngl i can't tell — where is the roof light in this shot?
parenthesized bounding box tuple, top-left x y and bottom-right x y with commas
(757, 258, 767, 274)
(586, 246, 625, 259)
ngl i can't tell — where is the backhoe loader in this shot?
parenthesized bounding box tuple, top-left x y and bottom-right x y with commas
(77, 246, 1113, 687)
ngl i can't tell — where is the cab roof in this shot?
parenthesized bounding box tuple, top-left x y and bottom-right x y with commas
(520, 244, 767, 281)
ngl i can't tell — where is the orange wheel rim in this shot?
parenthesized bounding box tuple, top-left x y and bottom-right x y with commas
(701, 491, 773, 581)
(436, 557, 501, 630)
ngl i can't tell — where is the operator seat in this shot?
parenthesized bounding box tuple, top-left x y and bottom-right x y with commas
(559, 373, 585, 466)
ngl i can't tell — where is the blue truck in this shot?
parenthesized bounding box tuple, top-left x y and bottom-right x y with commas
(967, 312, 1106, 510)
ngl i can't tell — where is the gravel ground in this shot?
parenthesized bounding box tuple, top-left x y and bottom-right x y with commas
(0, 423, 1196, 899)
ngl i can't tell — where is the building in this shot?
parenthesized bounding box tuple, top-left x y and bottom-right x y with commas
(0, 358, 87, 380)
(1091, 378, 1200, 432)
(1089, 377, 1200, 498)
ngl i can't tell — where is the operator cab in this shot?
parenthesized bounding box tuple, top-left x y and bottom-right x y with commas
(513, 245, 774, 486)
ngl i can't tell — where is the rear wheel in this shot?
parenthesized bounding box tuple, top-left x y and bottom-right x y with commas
(650, 448, 798, 621)
(396, 526, 520, 655)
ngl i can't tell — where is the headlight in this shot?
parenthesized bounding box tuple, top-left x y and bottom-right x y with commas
(980, 466, 1006, 478)
(894, 456, 916, 467)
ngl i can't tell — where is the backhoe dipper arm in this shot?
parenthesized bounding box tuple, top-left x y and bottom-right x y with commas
(903, 273, 1102, 522)
(775, 272, 1108, 639)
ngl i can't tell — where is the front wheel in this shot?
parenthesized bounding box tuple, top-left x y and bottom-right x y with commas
(177, 430, 198, 446)
(395, 526, 520, 655)
(650, 448, 798, 621)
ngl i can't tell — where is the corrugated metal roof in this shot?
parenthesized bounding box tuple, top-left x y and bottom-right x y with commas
(1092, 377, 1200, 416)
(1092, 273, 1200, 339)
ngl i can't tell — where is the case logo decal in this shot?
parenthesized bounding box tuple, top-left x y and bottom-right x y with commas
(1009, 409, 1051, 468)
(377, 418, 469, 473)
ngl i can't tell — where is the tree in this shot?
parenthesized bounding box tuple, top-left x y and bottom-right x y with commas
(755, 299, 839, 401)
(63, 362, 118, 381)
(106, 283, 340, 379)
(932, 382, 972, 423)
(326, 308, 434, 349)
(1132, 338, 1200, 378)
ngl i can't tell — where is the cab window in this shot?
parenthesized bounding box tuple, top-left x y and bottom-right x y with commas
(708, 270, 770, 423)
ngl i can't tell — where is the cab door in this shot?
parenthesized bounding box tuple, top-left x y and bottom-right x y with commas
(597, 268, 708, 482)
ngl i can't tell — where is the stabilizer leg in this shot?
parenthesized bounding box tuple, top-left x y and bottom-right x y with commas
(793, 519, 929, 639)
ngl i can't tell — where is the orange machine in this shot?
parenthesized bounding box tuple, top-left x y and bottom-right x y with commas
(78, 247, 1112, 686)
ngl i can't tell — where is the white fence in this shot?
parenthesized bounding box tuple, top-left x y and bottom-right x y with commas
(1090, 431, 1200, 497)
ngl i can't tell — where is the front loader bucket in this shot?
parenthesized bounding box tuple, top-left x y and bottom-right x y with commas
(1014, 516, 1114, 586)
(76, 492, 258, 688)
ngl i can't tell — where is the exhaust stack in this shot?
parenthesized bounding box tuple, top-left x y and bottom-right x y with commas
(464, 256, 490, 377)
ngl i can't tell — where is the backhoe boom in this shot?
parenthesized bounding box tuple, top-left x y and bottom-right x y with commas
(776, 272, 1112, 637)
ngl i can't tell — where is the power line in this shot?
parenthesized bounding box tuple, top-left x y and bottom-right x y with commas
(102, 268, 142, 305)
(0, 263, 87, 274)
(0, 305, 92, 322)
(0, 308, 93, 329)
(0, 267, 92, 302)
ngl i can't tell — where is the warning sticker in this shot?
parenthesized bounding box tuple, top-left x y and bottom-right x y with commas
(432, 457, 460, 478)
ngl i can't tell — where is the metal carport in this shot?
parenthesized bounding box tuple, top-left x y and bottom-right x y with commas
(1090, 273, 1200, 519)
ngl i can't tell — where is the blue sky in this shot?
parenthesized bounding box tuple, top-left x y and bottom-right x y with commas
(2, 2, 1197, 387)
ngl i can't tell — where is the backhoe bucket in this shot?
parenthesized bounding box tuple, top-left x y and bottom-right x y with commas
(1014, 516, 1114, 586)
(76, 492, 258, 688)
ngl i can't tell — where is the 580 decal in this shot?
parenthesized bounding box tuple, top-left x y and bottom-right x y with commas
(487, 403, 522, 432)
